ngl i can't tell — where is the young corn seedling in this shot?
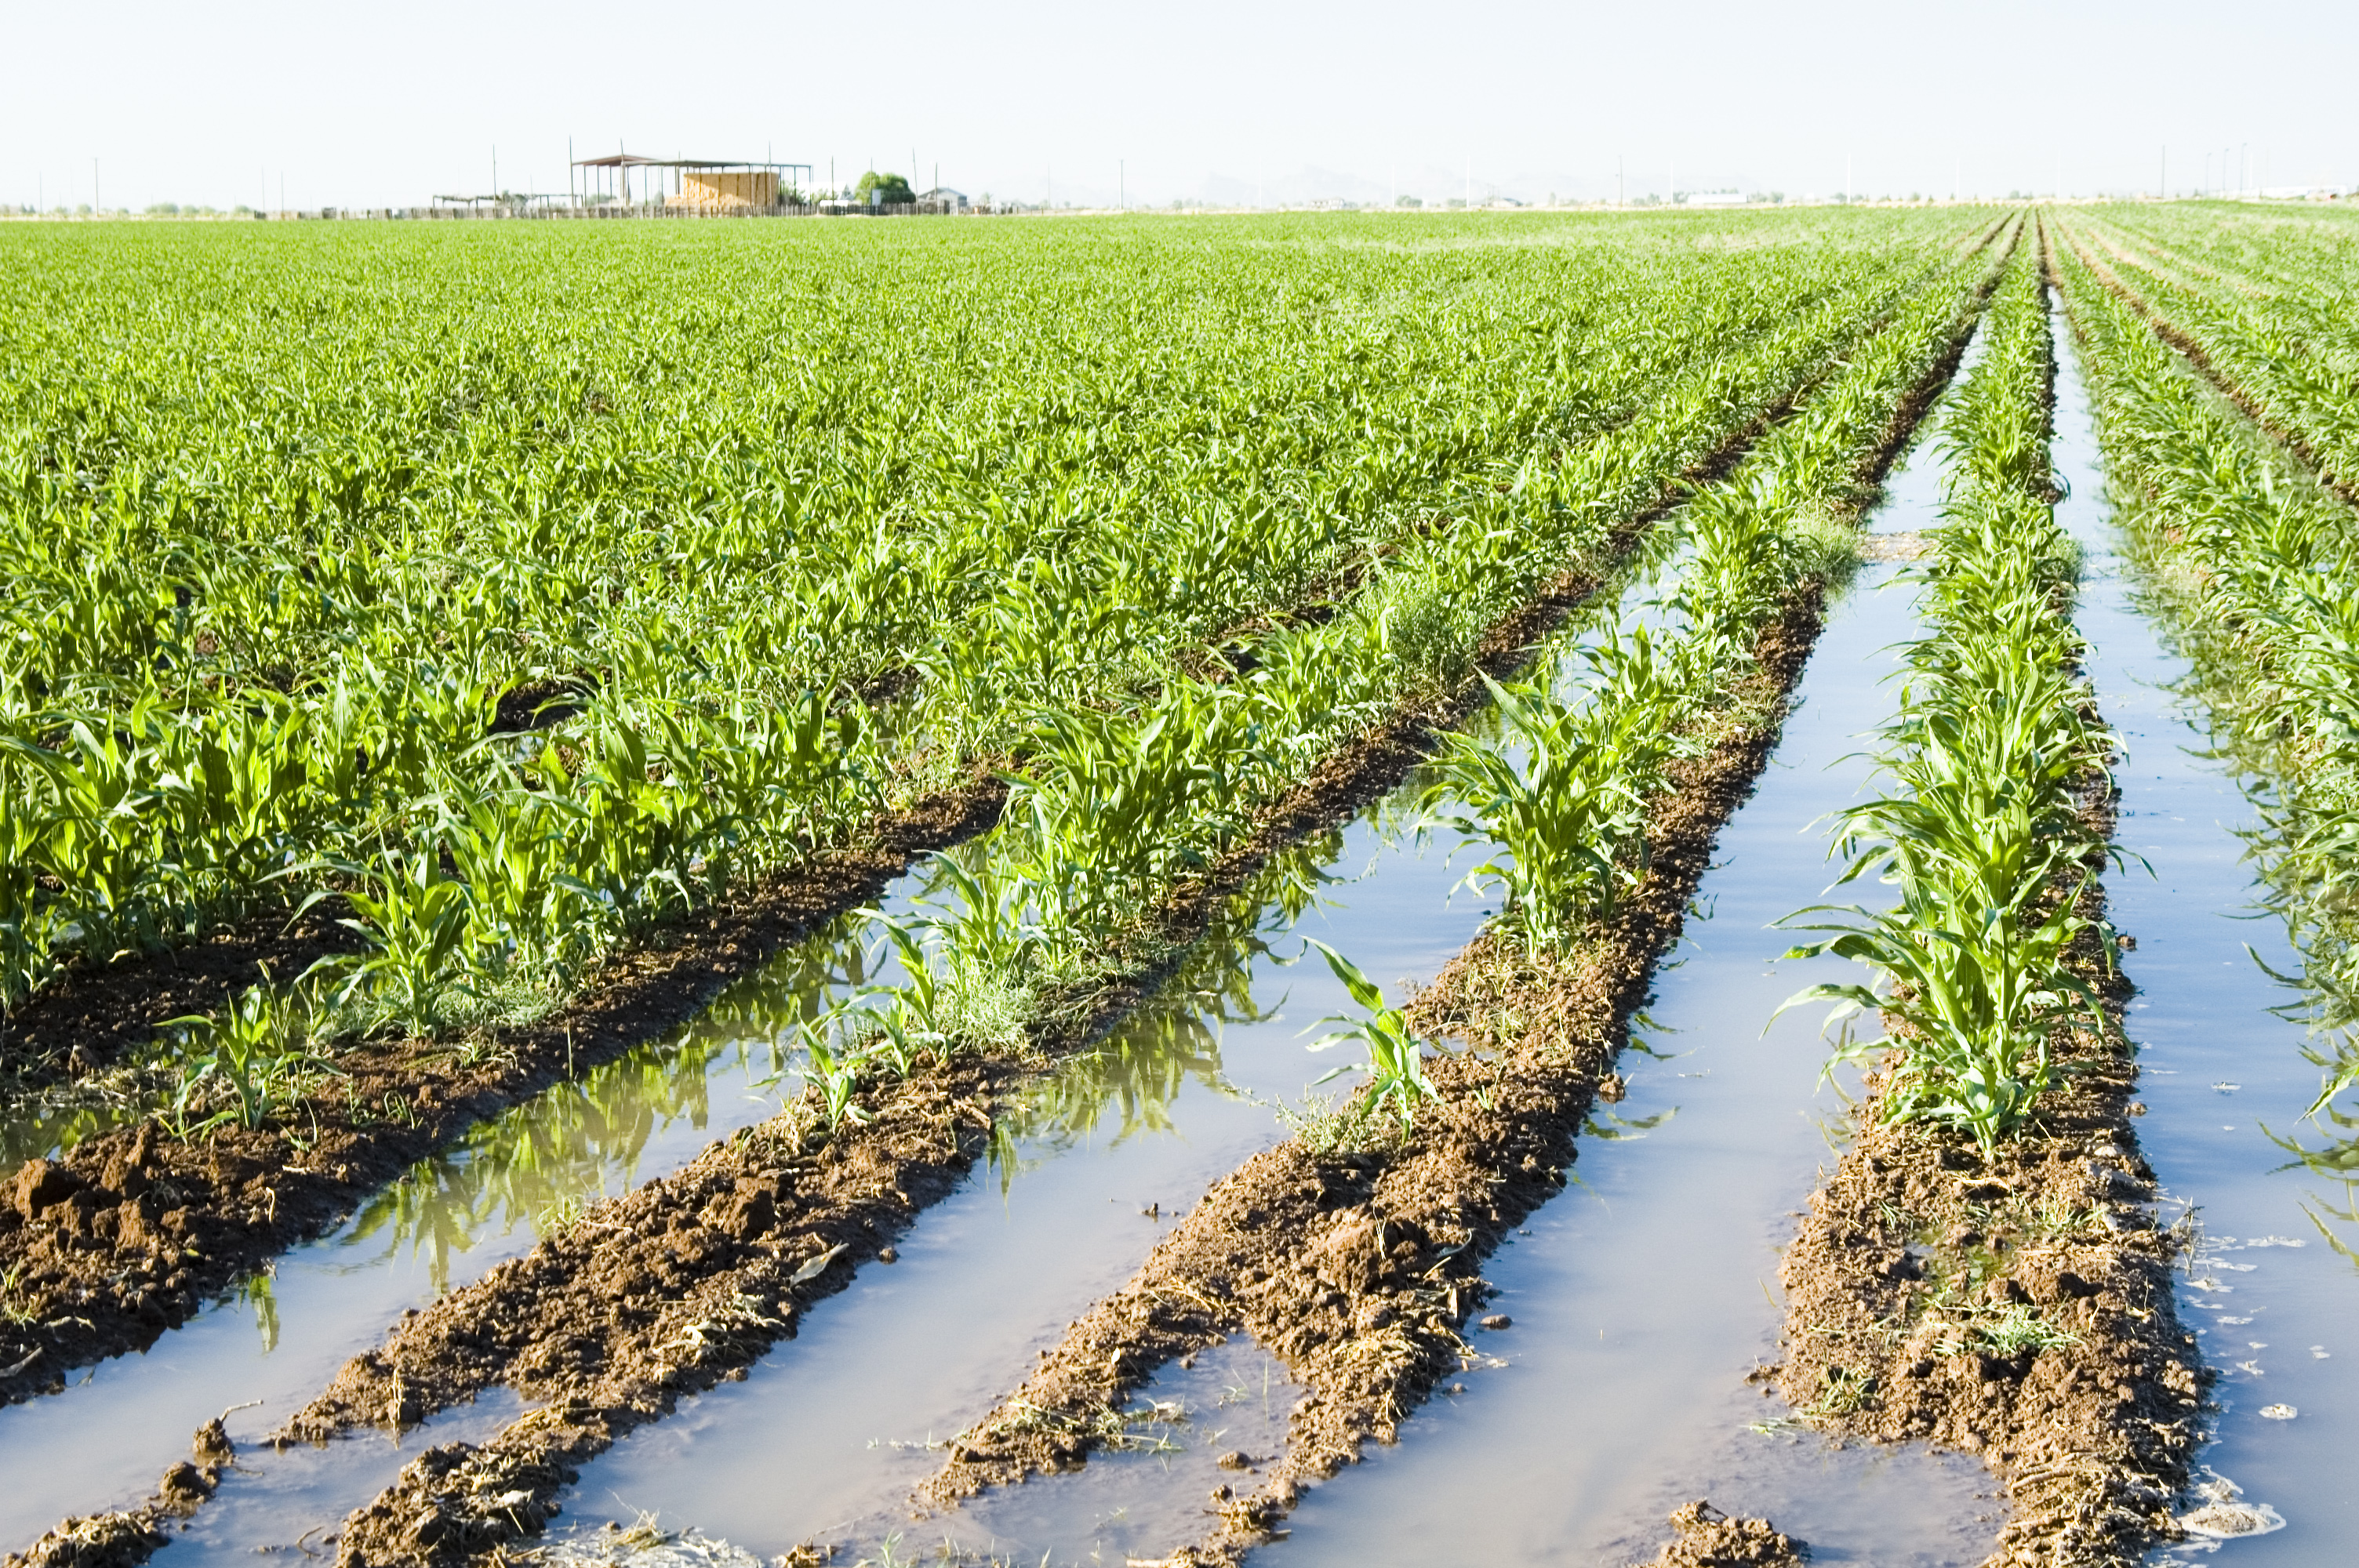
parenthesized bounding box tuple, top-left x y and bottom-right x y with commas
(1300, 938, 1438, 1133)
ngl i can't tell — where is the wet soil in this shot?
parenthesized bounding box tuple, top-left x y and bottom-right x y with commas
(0, 782, 1005, 1408)
(3, 1428, 226, 1568)
(0, 906, 362, 1116)
(1642, 1501, 1807, 1568)
(1770, 865, 2208, 1566)
(908, 604, 1820, 1566)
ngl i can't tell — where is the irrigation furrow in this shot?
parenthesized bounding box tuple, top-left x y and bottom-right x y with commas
(2046, 209, 2359, 1560)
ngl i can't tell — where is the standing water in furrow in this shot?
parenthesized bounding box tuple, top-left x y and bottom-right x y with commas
(2043, 310, 2354, 1561)
(0, 914, 885, 1552)
(944, 437, 2003, 1568)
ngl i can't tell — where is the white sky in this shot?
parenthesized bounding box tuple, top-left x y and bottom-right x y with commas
(5, 0, 2353, 210)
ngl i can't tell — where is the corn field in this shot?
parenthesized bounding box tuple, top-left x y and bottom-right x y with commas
(5, 202, 2358, 1568)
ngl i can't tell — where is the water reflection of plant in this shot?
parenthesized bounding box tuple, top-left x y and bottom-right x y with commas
(344, 923, 863, 1290)
(986, 829, 1344, 1189)
(235, 1268, 281, 1353)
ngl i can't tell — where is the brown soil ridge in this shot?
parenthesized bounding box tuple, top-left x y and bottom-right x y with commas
(278, 258, 2002, 1568)
(0, 905, 363, 1107)
(0, 779, 1005, 1408)
(1643, 1501, 1808, 1568)
(1769, 864, 2208, 1566)
(905, 601, 1820, 1568)
(3, 1424, 229, 1568)
(2053, 221, 2359, 511)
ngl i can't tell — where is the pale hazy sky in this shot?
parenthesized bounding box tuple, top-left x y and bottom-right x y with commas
(6, 0, 2352, 210)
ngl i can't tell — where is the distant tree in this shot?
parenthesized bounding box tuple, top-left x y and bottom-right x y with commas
(1397, 194, 1423, 208)
(855, 170, 916, 206)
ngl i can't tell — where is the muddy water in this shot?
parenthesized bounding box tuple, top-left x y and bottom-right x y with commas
(0, 926, 871, 1552)
(2041, 320, 2358, 1563)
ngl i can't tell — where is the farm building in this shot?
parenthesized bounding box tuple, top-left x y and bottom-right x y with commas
(572, 151, 810, 209)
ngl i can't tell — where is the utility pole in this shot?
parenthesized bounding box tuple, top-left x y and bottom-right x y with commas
(92, 158, 98, 215)
(1618, 154, 1624, 208)
(2159, 145, 2165, 201)
(1119, 158, 1125, 211)
(1845, 154, 1851, 205)
(1954, 156, 1960, 203)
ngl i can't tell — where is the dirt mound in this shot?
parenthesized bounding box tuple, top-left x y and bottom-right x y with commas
(1644, 1501, 1806, 1567)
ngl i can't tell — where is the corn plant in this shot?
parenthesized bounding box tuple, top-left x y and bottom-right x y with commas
(161, 971, 339, 1136)
(1420, 673, 1658, 949)
(1301, 939, 1438, 1132)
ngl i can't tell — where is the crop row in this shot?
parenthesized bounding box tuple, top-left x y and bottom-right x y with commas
(1768, 235, 2212, 1568)
(2064, 208, 2359, 499)
(57, 226, 2019, 1568)
(0, 216, 2004, 1403)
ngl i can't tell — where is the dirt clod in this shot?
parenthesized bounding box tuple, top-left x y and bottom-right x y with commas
(1643, 1501, 1805, 1568)
(191, 1418, 234, 1465)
